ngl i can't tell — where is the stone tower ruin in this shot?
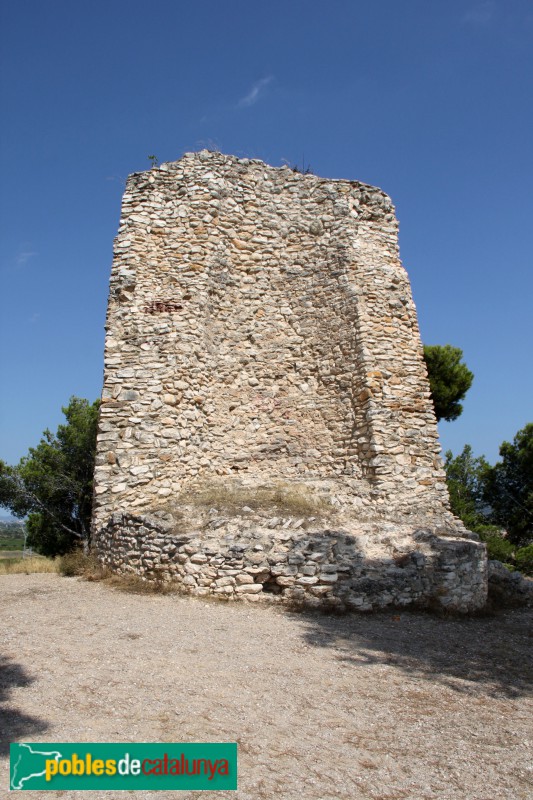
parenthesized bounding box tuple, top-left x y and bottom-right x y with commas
(92, 151, 487, 611)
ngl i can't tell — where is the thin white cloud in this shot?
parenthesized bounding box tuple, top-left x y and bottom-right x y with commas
(16, 249, 37, 266)
(238, 76, 273, 108)
(463, 1, 496, 25)
(195, 137, 222, 152)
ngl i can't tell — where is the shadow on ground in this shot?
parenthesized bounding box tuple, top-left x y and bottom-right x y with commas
(295, 606, 533, 698)
(0, 655, 49, 755)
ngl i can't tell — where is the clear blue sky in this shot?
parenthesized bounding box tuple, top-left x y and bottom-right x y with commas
(1, 0, 532, 470)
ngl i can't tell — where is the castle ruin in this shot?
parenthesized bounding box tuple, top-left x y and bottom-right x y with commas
(92, 151, 487, 611)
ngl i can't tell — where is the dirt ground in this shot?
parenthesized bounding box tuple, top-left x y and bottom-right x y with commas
(1, 573, 532, 800)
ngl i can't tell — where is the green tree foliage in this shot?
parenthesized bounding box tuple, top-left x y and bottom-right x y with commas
(515, 543, 533, 574)
(423, 344, 474, 422)
(444, 445, 492, 532)
(483, 423, 533, 546)
(444, 445, 517, 565)
(444, 429, 533, 569)
(0, 397, 100, 557)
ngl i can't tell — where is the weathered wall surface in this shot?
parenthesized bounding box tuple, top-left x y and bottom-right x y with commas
(93, 151, 487, 611)
(94, 151, 448, 523)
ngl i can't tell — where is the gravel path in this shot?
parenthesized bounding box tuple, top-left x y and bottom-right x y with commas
(1, 573, 532, 799)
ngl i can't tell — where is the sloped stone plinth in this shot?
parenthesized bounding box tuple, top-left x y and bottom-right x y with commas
(94, 511, 487, 613)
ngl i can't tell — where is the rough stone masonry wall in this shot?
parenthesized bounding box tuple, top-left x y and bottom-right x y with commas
(92, 151, 487, 611)
(95, 512, 487, 613)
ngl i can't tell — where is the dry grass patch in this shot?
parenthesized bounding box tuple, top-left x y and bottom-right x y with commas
(178, 481, 331, 517)
(0, 555, 58, 575)
(58, 550, 182, 595)
(104, 573, 180, 595)
(0, 550, 24, 559)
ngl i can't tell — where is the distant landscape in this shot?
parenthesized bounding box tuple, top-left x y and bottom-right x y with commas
(0, 519, 25, 552)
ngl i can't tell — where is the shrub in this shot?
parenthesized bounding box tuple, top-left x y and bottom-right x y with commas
(479, 532, 515, 563)
(59, 550, 104, 578)
(515, 544, 533, 576)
